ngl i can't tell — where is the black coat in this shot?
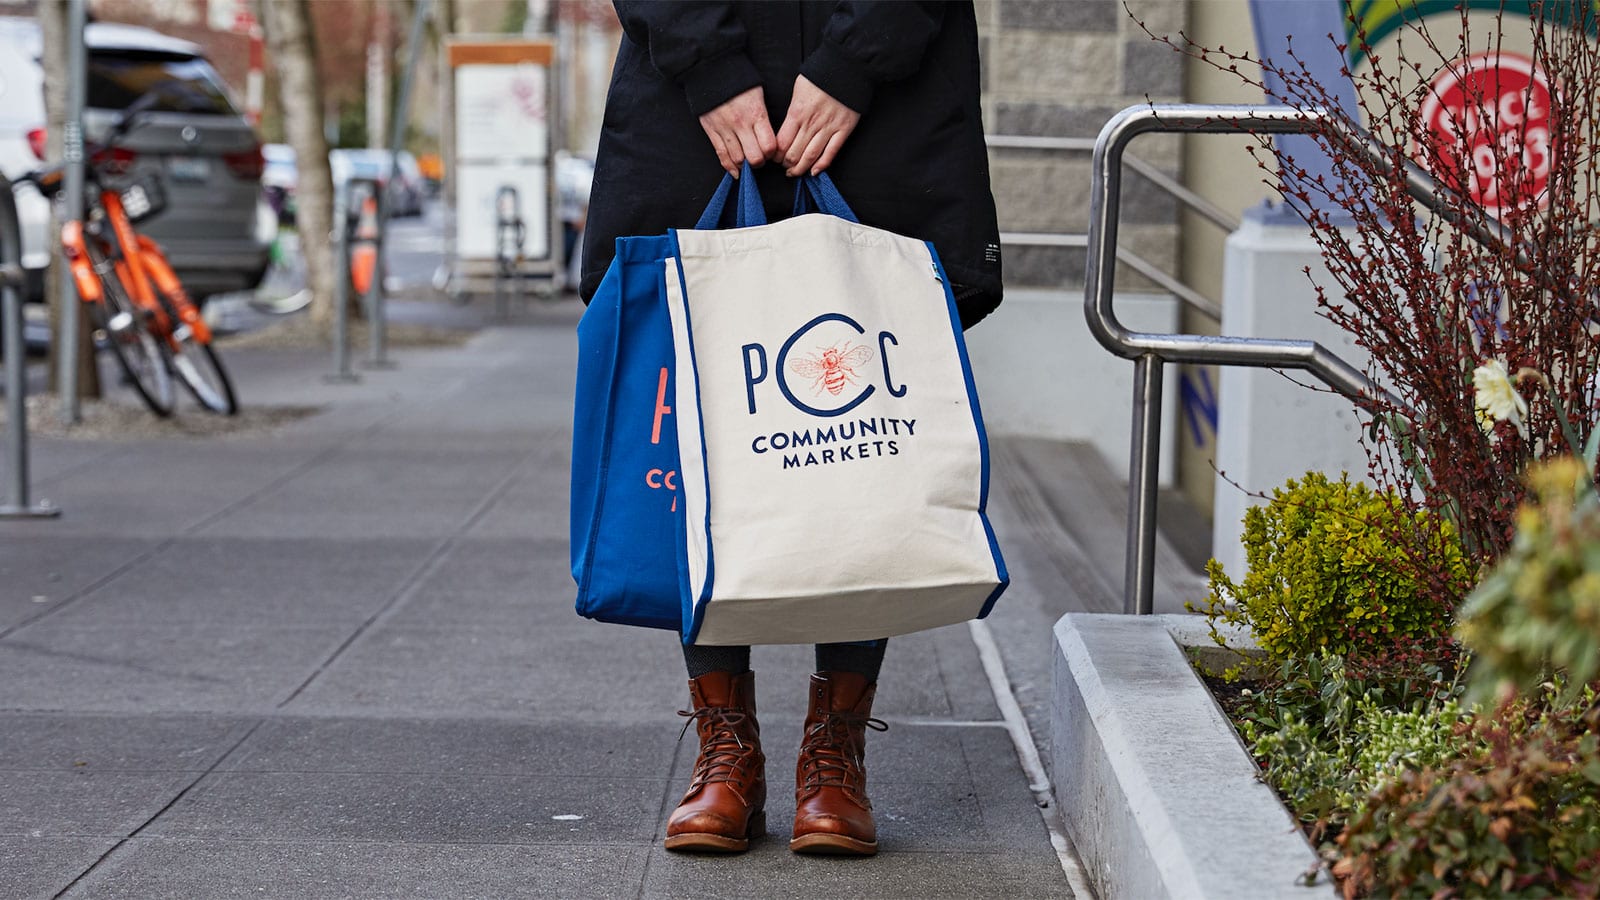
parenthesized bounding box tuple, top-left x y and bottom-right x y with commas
(581, 0, 1003, 328)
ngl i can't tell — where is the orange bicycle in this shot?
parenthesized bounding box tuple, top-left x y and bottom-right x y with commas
(19, 95, 236, 416)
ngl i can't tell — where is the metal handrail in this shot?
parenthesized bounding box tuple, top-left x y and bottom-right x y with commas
(987, 133, 1233, 320)
(987, 134, 1242, 233)
(1087, 103, 1501, 615)
(996, 231, 1221, 320)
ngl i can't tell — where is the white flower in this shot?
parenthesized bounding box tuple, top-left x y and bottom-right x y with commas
(1473, 359, 1528, 439)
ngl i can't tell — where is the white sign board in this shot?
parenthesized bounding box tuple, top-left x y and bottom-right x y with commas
(455, 64, 549, 159)
(449, 41, 555, 267)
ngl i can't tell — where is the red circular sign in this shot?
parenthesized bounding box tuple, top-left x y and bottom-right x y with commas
(1418, 52, 1553, 216)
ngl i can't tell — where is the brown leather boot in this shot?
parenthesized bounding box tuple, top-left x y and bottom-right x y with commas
(664, 670, 766, 852)
(790, 671, 889, 856)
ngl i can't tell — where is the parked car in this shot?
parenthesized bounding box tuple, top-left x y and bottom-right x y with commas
(0, 17, 273, 304)
(330, 148, 425, 218)
(0, 18, 54, 304)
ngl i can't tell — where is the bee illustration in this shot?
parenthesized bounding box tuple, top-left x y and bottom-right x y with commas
(789, 341, 874, 396)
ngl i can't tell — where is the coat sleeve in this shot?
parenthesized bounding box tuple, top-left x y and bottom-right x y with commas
(613, 1, 763, 116)
(799, 1, 947, 114)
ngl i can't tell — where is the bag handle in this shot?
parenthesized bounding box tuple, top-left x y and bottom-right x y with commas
(694, 165, 861, 229)
(694, 161, 767, 229)
(791, 171, 859, 223)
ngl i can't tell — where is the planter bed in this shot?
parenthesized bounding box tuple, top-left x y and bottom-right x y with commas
(1051, 612, 1335, 899)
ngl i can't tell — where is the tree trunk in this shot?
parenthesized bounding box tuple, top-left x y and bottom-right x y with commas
(38, 0, 99, 400)
(262, 0, 338, 329)
(366, 2, 390, 150)
(437, 0, 457, 211)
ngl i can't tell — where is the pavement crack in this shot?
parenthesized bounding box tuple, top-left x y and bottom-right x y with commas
(635, 718, 691, 899)
(51, 718, 267, 900)
(0, 434, 377, 643)
(0, 638, 224, 680)
(273, 448, 539, 709)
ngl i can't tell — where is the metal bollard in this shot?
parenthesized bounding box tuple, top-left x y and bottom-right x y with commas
(0, 175, 60, 519)
(374, 0, 428, 366)
(57, 0, 87, 426)
(361, 184, 392, 369)
(325, 179, 359, 383)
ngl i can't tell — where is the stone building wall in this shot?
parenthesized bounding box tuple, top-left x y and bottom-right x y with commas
(977, 0, 1189, 292)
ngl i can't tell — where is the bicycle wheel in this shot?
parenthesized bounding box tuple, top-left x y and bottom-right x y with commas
(169, 334, 237, 415)
(92, 270, 176, 417)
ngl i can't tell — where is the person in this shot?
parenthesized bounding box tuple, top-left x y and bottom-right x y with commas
(580, 1, 1002, 857)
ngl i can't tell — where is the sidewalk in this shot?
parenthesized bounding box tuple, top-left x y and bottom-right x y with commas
(0, 295, 1129, 898)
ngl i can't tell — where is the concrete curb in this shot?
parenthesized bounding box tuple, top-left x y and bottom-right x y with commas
(1051, 613, 1336, 899)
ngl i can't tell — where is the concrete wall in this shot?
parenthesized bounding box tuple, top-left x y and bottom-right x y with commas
(965, 289, 1179, 485)
(977, 0, 1188, 292)
(969, 0, 1189, 481)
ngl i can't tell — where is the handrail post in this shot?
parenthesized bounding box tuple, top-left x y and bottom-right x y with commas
(0, 174, 61, 519)
(1125, 354, 1163, 615)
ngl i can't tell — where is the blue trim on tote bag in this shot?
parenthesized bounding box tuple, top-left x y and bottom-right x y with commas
(668, 242, 719, 646)
(929, 243, 1010, 616)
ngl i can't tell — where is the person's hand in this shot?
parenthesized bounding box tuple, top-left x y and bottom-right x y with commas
(698, 86, 778, 177)
(776, 75, 861, 177)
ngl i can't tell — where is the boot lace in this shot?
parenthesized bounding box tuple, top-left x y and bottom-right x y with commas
(677, 707, 759, 788)
(797, 712, 888, 797)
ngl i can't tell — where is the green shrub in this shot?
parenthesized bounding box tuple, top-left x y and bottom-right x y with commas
(1199, 472, 1471, 666)
(1348, 697, 1466, 799)
(1235, 653, 1467, 826)
(1458, 457, 1600, 705)
(1334, 685, 1600, 898)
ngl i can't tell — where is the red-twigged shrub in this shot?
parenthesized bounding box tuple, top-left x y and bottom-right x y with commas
(1136, 3, 1600, 591)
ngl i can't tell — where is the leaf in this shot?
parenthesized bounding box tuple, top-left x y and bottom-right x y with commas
(1582, 760, 1600, 786)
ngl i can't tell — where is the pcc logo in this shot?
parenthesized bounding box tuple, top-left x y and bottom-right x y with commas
(740, 313, 905, 417)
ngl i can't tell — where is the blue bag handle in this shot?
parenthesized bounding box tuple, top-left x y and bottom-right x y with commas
(693, 164, 860, 229)
(694, 161, 767, 229)
(791, 171, 859, 223)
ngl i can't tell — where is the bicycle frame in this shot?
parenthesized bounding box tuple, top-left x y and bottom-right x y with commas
(60, 187, 212, 344)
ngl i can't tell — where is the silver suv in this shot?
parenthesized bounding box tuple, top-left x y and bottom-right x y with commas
(0, 17, 273, 303)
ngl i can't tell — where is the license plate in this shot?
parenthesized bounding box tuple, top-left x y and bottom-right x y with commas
(119, 175, 167, 222)
(167, 155, 211, 183)
(120, 183, 155, 219)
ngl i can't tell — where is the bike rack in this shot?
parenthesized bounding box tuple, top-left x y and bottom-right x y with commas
(1087, 103, 1511, 615)
(0, 173, 60, 518)
(493, 184, 526, 319)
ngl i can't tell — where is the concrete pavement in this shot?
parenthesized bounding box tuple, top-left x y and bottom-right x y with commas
(0, 292, 1191, 899)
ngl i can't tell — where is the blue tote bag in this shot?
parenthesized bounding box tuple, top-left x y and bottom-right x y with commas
(570, 169, 765, 630)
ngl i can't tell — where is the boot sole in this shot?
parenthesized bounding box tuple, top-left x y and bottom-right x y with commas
(664, 811, 765, 853)
(788, 832, 878, 856)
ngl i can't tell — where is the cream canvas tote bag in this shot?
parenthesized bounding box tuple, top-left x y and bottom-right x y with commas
(662, 188, 1007, 646)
